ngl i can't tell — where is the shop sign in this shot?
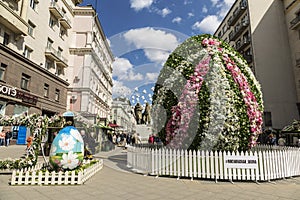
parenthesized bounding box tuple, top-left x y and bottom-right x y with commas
(0, 84, 17, 97)
(0, 84, 38, 105)
(16, 90, 38, 105)
(224, 155, 258, 169)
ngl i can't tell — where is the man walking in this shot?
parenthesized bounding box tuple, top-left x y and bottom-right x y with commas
(5, 130, 12, 146)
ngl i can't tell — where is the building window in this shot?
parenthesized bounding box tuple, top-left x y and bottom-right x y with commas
(0, 63, 7, 81)
(49, 16, 56, 29)
(222, 25, 227, 34)
(56, 66, 63, 76)
(45, 59, 54, 69)
(218, 31, 222, 38)
(14, 105, 29, 117)
(46, 38, 53, 49)
(55, 89, 60, 101)
(59, 27, 66, 39)
(57, 47, 63, 57)
(29, 0, 37, 10)
(3, 33, 9, 45)
(28, 20, 36, 37)
(21, 73, 30, 90)
(23, 46, 33, 59)
(44, 84, 49, 97)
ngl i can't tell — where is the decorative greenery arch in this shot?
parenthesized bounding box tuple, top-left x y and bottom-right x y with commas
(0, 114, 63, 170)
(0, 113, 102, 170)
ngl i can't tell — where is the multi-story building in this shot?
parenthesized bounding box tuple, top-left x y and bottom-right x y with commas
(214, 0, 299, 129)
(111, 97, 135, 133)
(0, 0, 72, 116)
(0, 0, 113, 121)
(67, 5, 114, 123)
(282, 0, 300, 111)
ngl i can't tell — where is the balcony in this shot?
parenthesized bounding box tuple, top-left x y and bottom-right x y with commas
(229, 20, 249, 41)
(45, 47, 68, 67)
(59, 15, 71, 29)
(56, 56, 68, 68)
(236, 37, 251, 51)
(290, 15, 300, 30)
(0, 2, 27, 35)
(49, 1, 63, 19)
(228, 2, 248, 26)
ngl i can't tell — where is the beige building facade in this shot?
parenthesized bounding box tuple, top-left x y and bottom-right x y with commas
(0, 0, 113, 120)
(67, 6, 114, 123)
(214, 0, 299, 129)
(111, 97, 135, 133)
(0, 0, 73, 116)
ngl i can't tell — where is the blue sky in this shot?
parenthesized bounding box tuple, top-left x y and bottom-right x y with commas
(80, 0, 235, 106)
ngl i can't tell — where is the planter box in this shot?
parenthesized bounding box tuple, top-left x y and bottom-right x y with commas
(10, 159, 103, 185)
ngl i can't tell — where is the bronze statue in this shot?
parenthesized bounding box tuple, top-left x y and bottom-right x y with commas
(142, 102, 151, 125)
(134, 103, 143, 124)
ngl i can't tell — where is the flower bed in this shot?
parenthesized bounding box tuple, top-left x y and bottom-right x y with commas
(10, 159, 103, 185)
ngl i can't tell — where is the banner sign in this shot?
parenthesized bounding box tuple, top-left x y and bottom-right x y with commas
(224, 155, 258, 169)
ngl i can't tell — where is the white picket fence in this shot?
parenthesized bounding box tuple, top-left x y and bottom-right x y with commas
(127, 146, 300, 182)
(10, 159, 103, 185)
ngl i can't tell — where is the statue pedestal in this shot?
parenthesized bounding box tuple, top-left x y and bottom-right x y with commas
(135, 124, 152, 143)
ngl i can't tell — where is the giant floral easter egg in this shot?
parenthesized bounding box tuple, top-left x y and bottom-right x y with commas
(49, 126, 84, 171)
(152, 34, 263, 151)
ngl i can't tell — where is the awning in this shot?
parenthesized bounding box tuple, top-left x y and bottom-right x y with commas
(108, 123, 120, 128)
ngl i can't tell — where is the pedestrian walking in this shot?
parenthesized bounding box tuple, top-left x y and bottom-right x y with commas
(5, 131, 12, 146)
(0, 130, 5, 146)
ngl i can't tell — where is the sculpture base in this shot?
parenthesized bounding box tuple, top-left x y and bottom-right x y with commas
(135, 124, 152, 143)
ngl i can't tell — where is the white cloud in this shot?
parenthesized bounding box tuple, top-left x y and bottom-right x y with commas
(146, 73, 159, 81)
(144, 49, 170, 63)
(210, 0, 219, 6)
(224, 0, 235, 5)
(218, 0, 235, 18)
(188, 12, 194, 18)
(192, 15, 220, 34)
(159, 8, 171, 17)
(125, 71, 144, 81)
(113, 57, 133, 77)
(192, 0, 235, 34)
(202, 5, 208, 13)
(123, 27, 179, 63)
(113, 57, 143, 81)
(172, 17, 182, 24)
(130, 0, 154, 11)
(112, 80, 132, 97)
(183, 0, 192, 5)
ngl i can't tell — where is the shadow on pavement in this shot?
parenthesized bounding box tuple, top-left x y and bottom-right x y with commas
(107, 153, 132, 172)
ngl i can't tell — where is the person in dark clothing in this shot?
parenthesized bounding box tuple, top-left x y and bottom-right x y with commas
(267, 133, 276, 145)
(5, 131, 12, 146)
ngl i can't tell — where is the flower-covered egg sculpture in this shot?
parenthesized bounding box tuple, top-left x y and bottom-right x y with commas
(49, 112, 84, 171)
(152, 34, 263, 151)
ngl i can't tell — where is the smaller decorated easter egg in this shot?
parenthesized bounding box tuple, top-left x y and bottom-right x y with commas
(49, 126, 84, 171)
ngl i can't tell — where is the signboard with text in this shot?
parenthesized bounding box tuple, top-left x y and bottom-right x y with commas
(224, 155, 258, 170)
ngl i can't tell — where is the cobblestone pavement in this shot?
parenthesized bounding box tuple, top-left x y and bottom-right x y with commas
(1, 145, 300, 200)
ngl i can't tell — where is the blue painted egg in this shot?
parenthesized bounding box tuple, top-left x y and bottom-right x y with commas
(49, 126, 84, 171)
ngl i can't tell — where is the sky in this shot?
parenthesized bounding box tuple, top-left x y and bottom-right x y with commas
(80, 0, 235, 106)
